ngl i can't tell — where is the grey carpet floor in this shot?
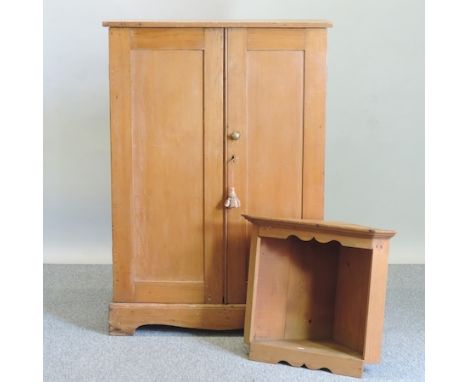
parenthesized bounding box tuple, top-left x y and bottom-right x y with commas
(44, 265, 424, 382)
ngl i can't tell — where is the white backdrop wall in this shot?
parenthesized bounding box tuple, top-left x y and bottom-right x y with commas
(44, 0, 424, 263)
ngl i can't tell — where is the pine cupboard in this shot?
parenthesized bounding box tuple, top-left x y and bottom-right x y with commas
(103, 20, 332, 335)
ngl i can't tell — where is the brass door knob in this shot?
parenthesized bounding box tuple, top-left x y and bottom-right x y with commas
(230, 131, 241, 140)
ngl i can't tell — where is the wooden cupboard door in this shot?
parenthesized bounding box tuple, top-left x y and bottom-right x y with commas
(226, 28, 328, 303)
(109, 28, 224, 304)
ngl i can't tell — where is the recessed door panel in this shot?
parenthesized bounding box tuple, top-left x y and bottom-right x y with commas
(246, 50, 304, 217)
(131, 49, 204, 283)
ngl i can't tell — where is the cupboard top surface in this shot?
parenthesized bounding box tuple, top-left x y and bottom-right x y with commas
(243, 215, 396, 239)
(102, 20, 332, 28)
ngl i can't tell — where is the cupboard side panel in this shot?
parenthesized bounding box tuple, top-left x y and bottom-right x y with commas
(302, 29, 327, 219)
(109, 28, 134, 302)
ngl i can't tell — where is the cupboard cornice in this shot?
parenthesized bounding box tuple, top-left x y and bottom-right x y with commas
(103, 20, 333, 28)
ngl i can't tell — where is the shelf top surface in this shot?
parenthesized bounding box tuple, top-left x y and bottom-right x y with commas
(102, 20, 333, 28)
(243, 215, 396, 239)
(253, 339, 363, 361)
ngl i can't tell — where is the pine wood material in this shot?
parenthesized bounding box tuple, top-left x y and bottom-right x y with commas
(303, 29, 328, 218)
(130, 28, 205, 49)
(103, 20, 333, 28)
(109, 28, 133, 302)
(250, 340, 364, 378)
(243, 215, 396, 238)
(105, 22, 331, 332)
(203, 29, 225, 304)
(225, 28, 329, 304)
(225, 28, 249, 304)
(363, 239, 390, 363)
(243, 215, 395, 378)
(109, 27, 224, 308)
(109, 303, 245, 335)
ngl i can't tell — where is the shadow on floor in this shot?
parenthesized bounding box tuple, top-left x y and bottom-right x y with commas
(44, 264, 112, 334)
(44, 286, 112, 334)
(136, 325, 248, 358)
(43, 264, 247, 356)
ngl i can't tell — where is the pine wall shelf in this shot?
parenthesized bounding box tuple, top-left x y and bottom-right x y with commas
(243, 215, 396, 378)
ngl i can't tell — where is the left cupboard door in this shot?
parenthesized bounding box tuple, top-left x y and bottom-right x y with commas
(109, 28, 225, 304)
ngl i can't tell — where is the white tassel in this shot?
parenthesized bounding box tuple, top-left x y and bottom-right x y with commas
(224, 187, 241, 209)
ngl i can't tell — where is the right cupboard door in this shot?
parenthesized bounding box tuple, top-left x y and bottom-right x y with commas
(226, 28, 328, 303)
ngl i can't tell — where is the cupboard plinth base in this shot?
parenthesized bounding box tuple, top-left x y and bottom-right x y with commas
(108, 303, 245, 335)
